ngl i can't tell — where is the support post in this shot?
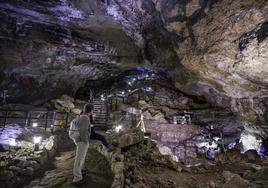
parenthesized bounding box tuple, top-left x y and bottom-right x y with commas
(115, 96, 118, 110)
(28, 112, 32, 127)
(2, 111, 8, 130)
(24, 111, 29, 127)
(51, 111, 56, 133)
(45, 112, 49, 131)
(65, 112, 69, 132)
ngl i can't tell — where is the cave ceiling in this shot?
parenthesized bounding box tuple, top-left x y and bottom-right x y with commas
(0, 0, 268, 104)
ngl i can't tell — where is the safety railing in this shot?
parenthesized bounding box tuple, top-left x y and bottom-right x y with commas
(104, 88, 155, 110)
(0, 109, 69, 132)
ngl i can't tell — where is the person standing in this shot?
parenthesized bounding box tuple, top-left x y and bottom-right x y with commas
(69, 103, 93, 184)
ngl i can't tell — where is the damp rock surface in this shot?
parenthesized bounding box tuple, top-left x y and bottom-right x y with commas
(122, 139, 268, 188)
(0, 125, 58, 188)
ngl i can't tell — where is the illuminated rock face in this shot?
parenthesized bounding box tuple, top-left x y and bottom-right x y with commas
(0, 0, 268, 122)
(0, 0, 139, 102)
(107, 0, 268, 122)
(108, 0, 268, 98)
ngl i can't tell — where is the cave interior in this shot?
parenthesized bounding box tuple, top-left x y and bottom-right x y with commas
(0, 0, 268, 188)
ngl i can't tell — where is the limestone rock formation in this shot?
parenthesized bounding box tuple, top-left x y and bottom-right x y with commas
(0, 0, 268, 123)
(0, 0, 139, 103)
(107, 0, 268, 122)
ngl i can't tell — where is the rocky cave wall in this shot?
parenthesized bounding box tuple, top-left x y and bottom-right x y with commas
(0, 0, 268, 123)
(0, 0, 140, 103)
(106, 0, 268, 123)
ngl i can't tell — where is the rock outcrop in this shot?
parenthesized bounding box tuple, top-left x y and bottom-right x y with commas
(107, 0, 268, 122)
(0, 0, 267, 122)
(0, 125, 58, 188)
(0, 0, 140, 103)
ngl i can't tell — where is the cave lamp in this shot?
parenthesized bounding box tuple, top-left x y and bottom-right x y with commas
(115, 125, 122, 133)
(33, 136, 42, 151)
(32, 123, 38, 127)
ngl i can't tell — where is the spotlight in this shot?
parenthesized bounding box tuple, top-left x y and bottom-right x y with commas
(128, 89, 131, 92)
(9, 138, 16, 146)
(33, 136, 42, 151)
(101, 94, 105, 101)
(32, 123, 38, 127)
(33, 136, 42, 144)
(50, 124, 54, 132)
(115, 125, 122, 133)
(146, 87, 152, 92)
(121, 91, 125, 95)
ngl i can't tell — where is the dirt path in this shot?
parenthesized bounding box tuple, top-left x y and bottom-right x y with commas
(24, 147, 112, 188)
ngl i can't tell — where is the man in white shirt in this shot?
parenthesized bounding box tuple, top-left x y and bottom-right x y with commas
(69, 103, 93, 184)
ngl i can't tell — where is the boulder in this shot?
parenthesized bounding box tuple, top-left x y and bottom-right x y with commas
(43, 137, 55, 151)
(244, 150, 260, 163)
(186, 0, 201, 17)
(118, 129, 144, 148)
(8, 166, 21, 175)
(221, 171, 251, 188)
(50, 95, 75, 112)
(252, 167, 268, 180)
(23, 167, 34, 176)
(158, 145, 173, 156)
(27, 160, 40, 171)
(0, 170, 14, 181)
(216, 149, 243, 163)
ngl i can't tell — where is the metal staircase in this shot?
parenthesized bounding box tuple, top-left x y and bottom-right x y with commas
(92, 98, 108, 129)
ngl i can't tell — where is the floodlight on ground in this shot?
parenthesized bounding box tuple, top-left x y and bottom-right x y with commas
(33, 136, 42, 144)
(9, 138, 16, 146)
(33, 136, 42, 151)
(32, 123, 38, 127)
(115, 125, 122, 133)
(146, 87, 152, 92)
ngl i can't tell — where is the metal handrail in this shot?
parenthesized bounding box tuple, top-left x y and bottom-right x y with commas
(0, 109, 69, 132)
